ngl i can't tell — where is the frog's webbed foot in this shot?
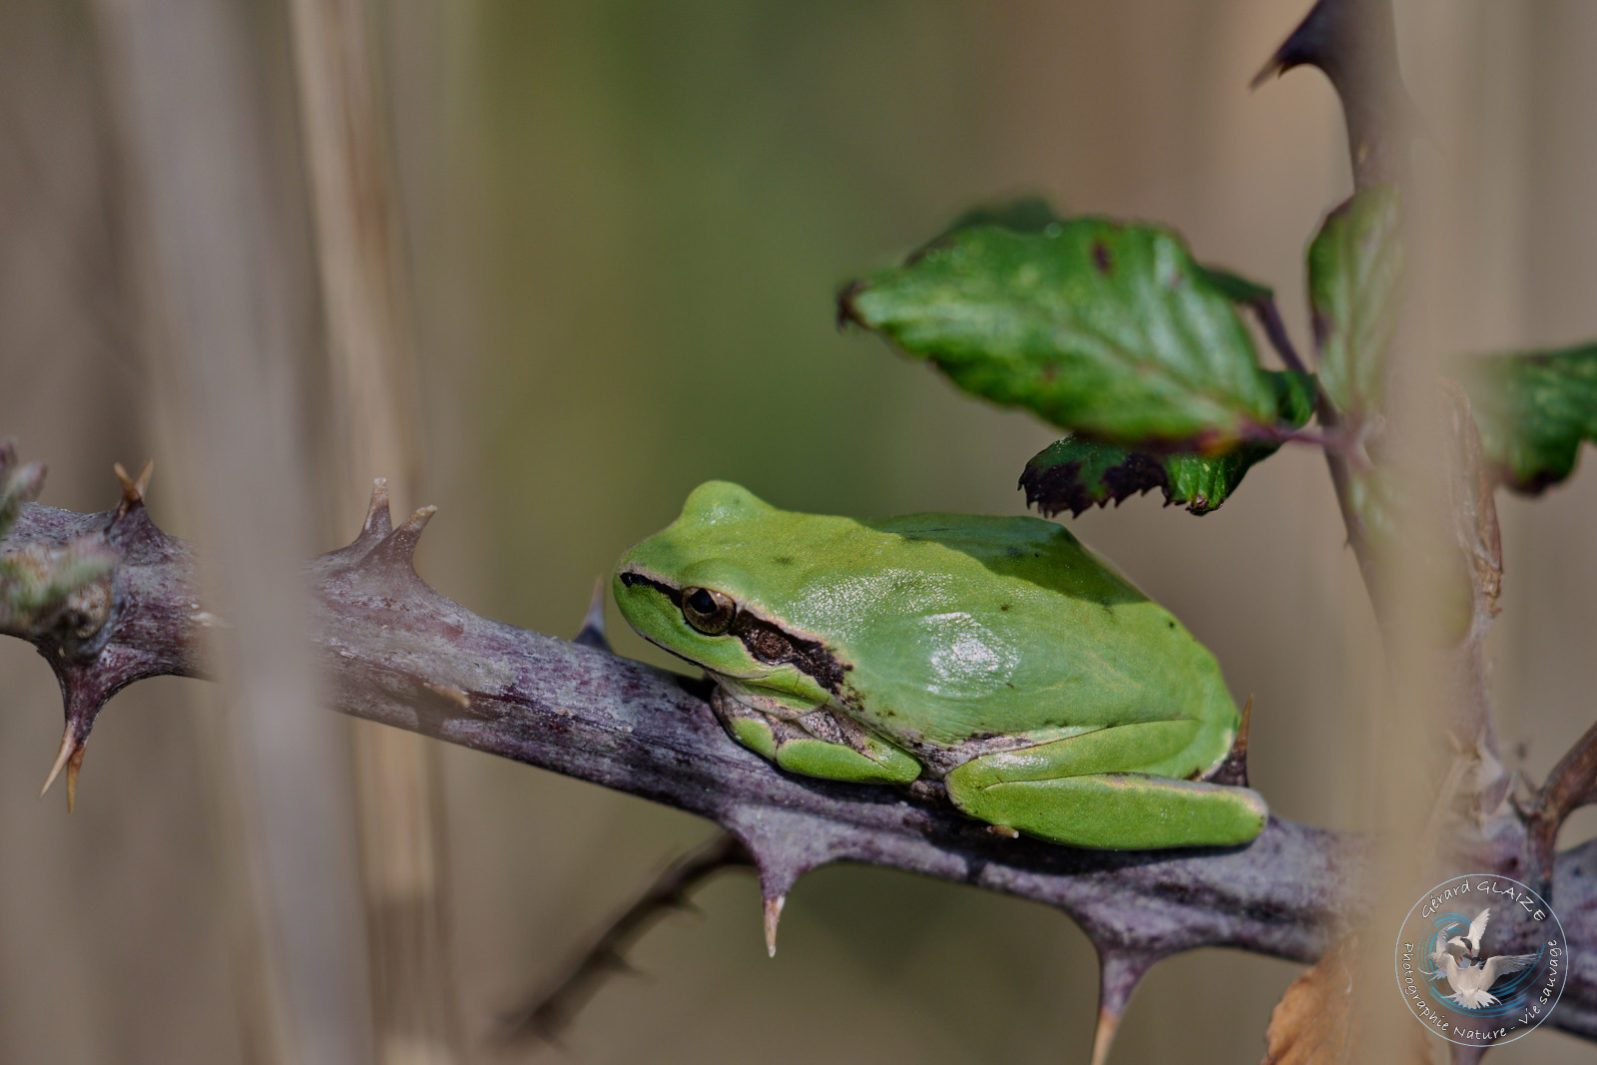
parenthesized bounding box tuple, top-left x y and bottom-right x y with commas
(710, 688, 920, 785)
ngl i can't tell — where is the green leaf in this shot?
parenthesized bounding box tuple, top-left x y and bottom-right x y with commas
(1021, 370, 1315, 516)
(841, 218, 1289, 446)
(1266, 367, 1317, 427)
(933, 199, 1278, 305)
(1307, 186, 1403, 415)
(928, 198, 1278, 307)
(1457, 343, 1597, 493)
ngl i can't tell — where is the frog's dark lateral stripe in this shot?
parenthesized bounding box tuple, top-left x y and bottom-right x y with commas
(618, 570, 850, 694)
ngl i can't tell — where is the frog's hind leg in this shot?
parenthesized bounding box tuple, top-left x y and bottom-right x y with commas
(710, 689, 920, 784)
(944, 721, 1267, 849)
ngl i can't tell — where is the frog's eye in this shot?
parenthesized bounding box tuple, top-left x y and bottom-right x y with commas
(681, 587, 736, 635)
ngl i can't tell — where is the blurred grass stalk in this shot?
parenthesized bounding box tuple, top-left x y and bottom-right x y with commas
(91, 0, 461, 1061)
(287, 0, 462, 1062)
(1347, 4, 1522, 1056)
(91, 0, 375, 1061)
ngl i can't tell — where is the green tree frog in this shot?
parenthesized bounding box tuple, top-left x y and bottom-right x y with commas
(613, 482, 1266, 849)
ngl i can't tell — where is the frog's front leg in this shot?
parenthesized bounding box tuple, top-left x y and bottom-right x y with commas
(710, 687, 921, 784)
(944, 721, 1267, 849)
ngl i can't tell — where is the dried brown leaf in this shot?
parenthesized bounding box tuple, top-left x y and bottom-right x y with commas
(1263, 938, 1358, 1065)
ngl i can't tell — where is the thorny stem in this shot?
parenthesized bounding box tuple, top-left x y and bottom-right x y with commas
(500, 831, 750, 1044)
(1, 468, 1595, 1044)
(1263, 3, 1596, 1063)
(1526, 719, 1597, 892)
(1256, 0, 1405, 613)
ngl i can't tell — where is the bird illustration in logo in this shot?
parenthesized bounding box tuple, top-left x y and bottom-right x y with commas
(1443, 907, 1492, 961)
(1428, 906, 1539, 1009)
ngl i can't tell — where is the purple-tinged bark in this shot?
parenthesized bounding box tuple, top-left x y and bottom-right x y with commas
(3, 476, 1594, 1043)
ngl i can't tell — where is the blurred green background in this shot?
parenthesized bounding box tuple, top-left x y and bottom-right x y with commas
(1, 1, 1594, 1062)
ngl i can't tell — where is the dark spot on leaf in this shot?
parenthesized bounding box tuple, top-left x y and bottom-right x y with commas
(771, 556, 794, 566)
(999, 603, 1012, 612)
(1091, 241, 1112, 275)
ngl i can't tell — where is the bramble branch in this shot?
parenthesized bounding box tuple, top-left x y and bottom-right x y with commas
(2, 450, 1594, 1046)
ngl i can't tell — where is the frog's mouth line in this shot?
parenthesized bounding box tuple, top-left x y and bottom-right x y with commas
(618, 569, 851, 696)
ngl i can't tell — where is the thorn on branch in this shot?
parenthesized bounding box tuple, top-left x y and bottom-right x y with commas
(361, 477, 393, 540)
(1251, 0, 1356, 89)
(323, 478, 397, 568)
(39, 725, 86, 812)
(762, 893, 786, 959)
(112, 459, 153, 517)
(1252, 0, 1411, 191)
(745, 837, 827, 959)
(499, 832, 750, 1046)
(363, 505, 436, 571)
(1091, 949, 1155, 1065)
(421, 681, 471, 712)
(1208, 695, 1253, 787)
(38, 680, 106, 811)
(3, 445, 204, 811)
(66, 743, 85, 812)
(574, 577, 610, 652)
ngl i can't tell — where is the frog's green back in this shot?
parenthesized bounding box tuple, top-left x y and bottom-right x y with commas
(620, 482, 1237, 751)
(841, 512, 1234, 747)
